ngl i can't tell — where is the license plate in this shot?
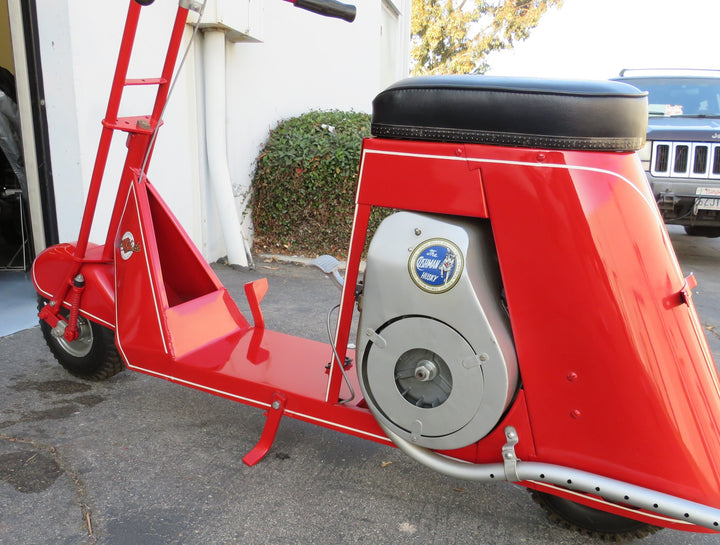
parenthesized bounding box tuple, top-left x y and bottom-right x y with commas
(694, 187, 720, 211)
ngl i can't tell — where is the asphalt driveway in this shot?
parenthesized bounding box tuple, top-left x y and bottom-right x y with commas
(1, 226, 719, 545)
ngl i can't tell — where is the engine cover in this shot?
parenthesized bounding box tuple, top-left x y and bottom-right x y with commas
(357, 212, 519, 450)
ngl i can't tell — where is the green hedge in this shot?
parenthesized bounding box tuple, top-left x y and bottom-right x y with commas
(252, 110, 388, 257)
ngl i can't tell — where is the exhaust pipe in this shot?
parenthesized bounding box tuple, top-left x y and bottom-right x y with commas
(381, 423, 720, 532)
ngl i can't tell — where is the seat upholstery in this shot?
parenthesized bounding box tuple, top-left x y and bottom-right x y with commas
(371, 76, 648, 151)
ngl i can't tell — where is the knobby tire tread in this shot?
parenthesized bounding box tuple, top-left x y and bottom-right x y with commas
(38, 297, 124, 381)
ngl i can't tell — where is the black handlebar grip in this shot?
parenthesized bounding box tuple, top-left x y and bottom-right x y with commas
(134, 0, 155, 5)
(294, 0, 356, 22)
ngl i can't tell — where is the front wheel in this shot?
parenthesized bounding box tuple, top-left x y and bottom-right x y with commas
(530, 490, 661, 541)
(38, 298, 124, 381)
(683, 225, 720, 238)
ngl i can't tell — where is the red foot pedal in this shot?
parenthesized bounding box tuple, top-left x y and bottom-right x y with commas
(244, 278, 268, 328)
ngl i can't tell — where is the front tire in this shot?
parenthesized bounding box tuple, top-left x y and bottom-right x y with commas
(683, 225, 720, 238)
(38, 298, 123, 381)
(531, 490, 661, 541)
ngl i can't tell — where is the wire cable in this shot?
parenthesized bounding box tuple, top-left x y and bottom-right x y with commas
(326, 303, 355, 404)
(139, 1, 206, 182)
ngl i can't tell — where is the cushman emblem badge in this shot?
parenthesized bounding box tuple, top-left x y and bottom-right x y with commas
(409, 239, 464, 293)
(119, 231, 141, 260)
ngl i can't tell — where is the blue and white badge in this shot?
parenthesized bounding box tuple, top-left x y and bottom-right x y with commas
(409, 239, 464, 293)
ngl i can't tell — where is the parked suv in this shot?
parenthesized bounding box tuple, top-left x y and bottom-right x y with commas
(614, 69, 720, 237)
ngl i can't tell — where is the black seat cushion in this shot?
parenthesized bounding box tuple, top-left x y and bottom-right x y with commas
(371, 76, 648, 151)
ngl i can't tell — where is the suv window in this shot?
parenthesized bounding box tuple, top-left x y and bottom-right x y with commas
(619, 77, 720, 117)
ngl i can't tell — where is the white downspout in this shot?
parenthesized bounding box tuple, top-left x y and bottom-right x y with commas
(202, 29, 250, 268)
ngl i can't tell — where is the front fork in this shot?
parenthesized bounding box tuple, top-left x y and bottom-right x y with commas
(38, 273, 86, 342)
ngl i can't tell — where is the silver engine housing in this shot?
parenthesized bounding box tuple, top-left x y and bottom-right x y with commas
(357, 212, 519, 451)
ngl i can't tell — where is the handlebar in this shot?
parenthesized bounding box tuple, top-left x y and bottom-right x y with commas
(287, 0, 357, 23)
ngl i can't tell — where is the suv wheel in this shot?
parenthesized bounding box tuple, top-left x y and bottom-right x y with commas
(683, 225, 720, 238)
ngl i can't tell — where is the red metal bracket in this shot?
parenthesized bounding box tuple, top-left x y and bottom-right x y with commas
(243, 393, 287, 466)
(663, 273, 699, 308)
(680, 273, 698, 306)
(38, 303, 61, 329)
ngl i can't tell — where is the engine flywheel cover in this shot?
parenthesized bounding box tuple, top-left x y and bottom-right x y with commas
(361, 316, 486, 449)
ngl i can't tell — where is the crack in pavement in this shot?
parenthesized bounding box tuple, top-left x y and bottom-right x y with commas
(0, 434, 96, 542)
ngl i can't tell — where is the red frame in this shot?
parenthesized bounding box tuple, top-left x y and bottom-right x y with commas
(31, 0, 720, 533)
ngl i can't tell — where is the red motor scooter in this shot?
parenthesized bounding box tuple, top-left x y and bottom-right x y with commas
(31, 0, 720, 539)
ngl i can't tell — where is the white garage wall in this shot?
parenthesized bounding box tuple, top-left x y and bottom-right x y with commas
(36, 0, 410, 260)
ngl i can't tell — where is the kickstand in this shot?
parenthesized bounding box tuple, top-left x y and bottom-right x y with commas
(243, 393, 287, 466)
